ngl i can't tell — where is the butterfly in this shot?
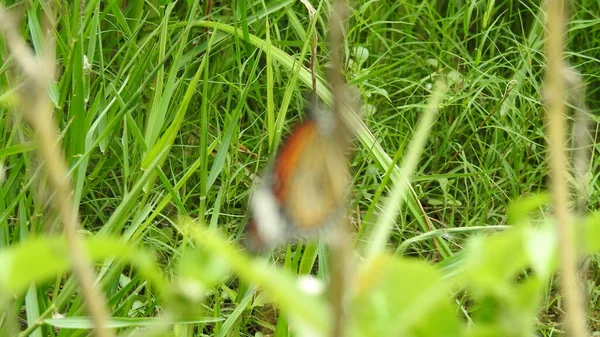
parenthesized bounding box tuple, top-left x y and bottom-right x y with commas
(245, 98, 352, 250)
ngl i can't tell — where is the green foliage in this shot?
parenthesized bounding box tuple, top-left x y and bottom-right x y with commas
(0, 0, 599, 336)
(0, 236, 165, 296)
(4, 204, 599, 336)
(352, 256, 462, 337)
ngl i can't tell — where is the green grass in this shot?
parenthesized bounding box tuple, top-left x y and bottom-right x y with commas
(1, 0, 599, 336)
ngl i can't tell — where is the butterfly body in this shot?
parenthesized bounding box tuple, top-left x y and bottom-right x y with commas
(247, 110, 351, 250)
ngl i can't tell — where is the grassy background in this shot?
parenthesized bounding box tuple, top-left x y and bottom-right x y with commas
(0, 0, 599, 336)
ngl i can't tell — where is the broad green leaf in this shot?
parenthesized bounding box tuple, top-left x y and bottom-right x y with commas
(0, 236, 165, 295)
(584, 211, 600, 253)
(462, 229, 527, 294)
(169, 246, 231, 316)
(183, 219, 330, 337)
(506, 193, 550, 226)
(352, 255, 462, 337)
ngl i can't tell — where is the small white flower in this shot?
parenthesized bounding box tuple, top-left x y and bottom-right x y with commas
(177, 278, 206, 301)
(297, 275, 325, 296)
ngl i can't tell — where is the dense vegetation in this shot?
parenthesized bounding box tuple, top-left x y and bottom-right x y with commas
(0, 1, 599, 336)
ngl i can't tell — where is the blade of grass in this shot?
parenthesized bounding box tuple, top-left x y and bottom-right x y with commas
(365, 80, 448, 260)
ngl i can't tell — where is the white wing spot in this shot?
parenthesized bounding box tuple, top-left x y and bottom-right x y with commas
(251, 187, 287, 246)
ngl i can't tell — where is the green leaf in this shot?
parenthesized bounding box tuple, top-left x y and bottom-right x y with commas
(0, 236, 165, 295)
(462, 229, 527, 294)
(584, 211, 600, 253)
(352, 255, 462, 337)
(183, 219, 330, 336)
(506, 193, 550, 226)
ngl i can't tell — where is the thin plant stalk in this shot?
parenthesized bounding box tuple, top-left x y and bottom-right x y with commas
(0, 6, 113, 337)
(544, 0, 589, 336)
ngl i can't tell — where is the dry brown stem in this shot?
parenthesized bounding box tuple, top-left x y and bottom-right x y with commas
(544, 1, 589, 336)
(327, 1, 352, 337)
(0, 5, 113, 337)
